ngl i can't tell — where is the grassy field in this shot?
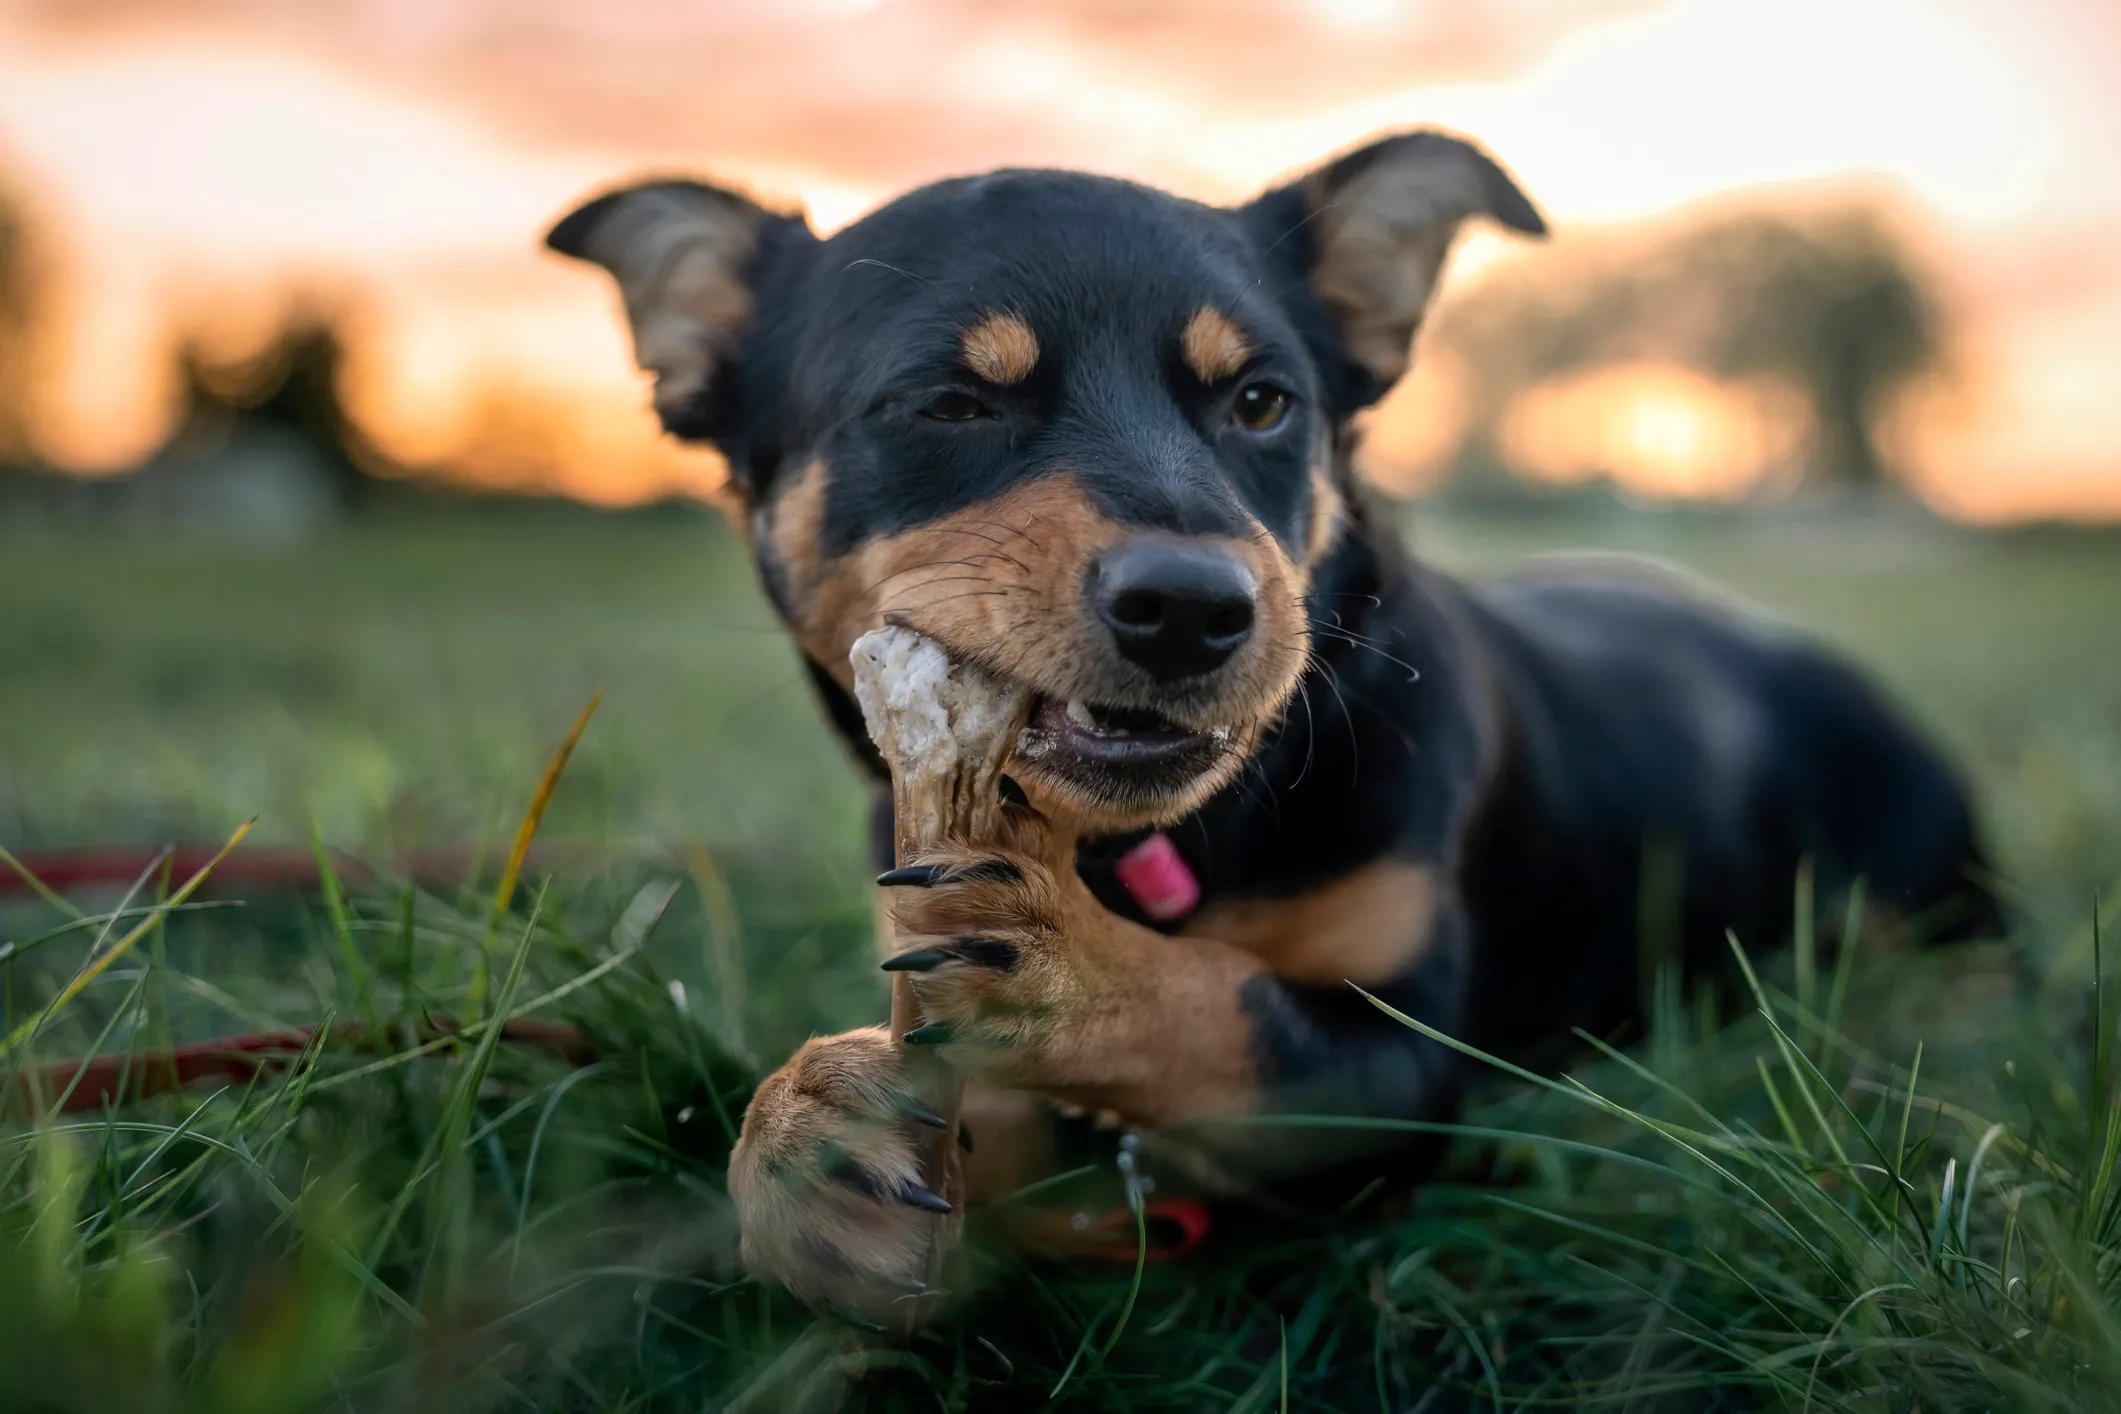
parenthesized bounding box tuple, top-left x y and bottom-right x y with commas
(3, 498, 2119, 1411)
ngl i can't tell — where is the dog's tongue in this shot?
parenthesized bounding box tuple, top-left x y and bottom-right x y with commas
(1114, 832, 1200, 922)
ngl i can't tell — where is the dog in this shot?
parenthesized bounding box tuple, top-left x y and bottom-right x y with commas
(546, 130, 2000, 1322)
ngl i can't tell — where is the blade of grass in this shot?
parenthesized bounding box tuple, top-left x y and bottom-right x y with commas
(311, 827, 378, 1027)
(1961, 1122, 2006, 1253)
(469, 689, 602, 1019)
(1358, 985, 1834, 1265)
(1793, 859, 1817, 1047)
(509, 1061, 607, 1285)
(1053, 1184, 1149, 1400)
(426, 883, 546, 1297)
(4, 820, 251, 1053)
(308, 926, 650, 1095)
(1825, 877, 1867, 1044)
(9, 1119, 426, 1328)
(0, 842, 88, 920)
(1801, 1284, 1909, 1414)
(1281, 1314, 1290, 1414)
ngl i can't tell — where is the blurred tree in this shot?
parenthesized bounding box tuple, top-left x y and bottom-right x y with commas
(1676, 212, 1942, 490)
(169, 307, 383, 508)
(1431, 204, 1946, 493)
(0, 176, 42, 469)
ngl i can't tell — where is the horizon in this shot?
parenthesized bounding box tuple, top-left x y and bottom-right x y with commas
(1, 0, 2116, 520)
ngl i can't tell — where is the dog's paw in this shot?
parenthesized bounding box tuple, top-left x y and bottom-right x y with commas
(727, 1027, 956, 1325)
(877, 845, 1106, 1086)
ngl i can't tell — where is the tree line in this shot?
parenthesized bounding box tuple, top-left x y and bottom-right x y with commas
(2, 171, 1947, 500)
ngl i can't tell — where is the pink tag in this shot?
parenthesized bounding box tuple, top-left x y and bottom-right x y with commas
(1114, 832, 1200, 922)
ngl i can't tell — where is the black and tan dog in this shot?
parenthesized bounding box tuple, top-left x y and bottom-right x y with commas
(546, 131, 1999, 1321)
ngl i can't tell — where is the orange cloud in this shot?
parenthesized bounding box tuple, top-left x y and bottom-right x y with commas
(18, 1, 1651, 194)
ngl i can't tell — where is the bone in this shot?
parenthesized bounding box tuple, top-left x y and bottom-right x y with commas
(847, 626, 1034, 1333)
(851, 628, 1032, 862)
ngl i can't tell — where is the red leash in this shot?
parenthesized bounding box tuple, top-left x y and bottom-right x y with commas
(0, 844, 600, 897)
(4, 838, 1206, 1260)
(7, 1017, 594, 1117)
(1057, 1197, 1214, 1263)
(2, 840, 604, 1115)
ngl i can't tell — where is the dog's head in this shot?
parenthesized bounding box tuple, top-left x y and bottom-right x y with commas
(549, 132, 1542, 830)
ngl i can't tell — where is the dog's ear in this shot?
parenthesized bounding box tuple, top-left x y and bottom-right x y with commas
(546, 179, 813, 442)
(1242, 130, 1545, 408)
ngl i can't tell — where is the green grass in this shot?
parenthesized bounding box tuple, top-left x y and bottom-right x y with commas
(3, 499, 2119, 1411)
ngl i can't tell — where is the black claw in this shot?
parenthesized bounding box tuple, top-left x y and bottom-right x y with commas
(957, 1123, 975, 1154)
(901, 1183, 953, 1214)
(881, 949, 949, 973)
(821, 1147, 885, 1201)
(901, 1023, 953, 1047)
(901, 1100, 949, 1129)
(876, 864, 946, 888)
(952, 937, 1020, 971)
(951, 858, 1026, 886)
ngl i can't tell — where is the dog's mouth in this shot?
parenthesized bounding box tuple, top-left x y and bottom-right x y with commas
(1011, 695, 1239, 820)
(1025, 695, 1232, 765)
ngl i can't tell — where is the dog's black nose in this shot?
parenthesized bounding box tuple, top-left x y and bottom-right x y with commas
(1093, 539, 1257, 681)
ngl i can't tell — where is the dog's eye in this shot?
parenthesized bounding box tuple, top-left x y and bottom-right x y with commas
(1230, 383, 1291, 433)
(921, 392, 992, 422)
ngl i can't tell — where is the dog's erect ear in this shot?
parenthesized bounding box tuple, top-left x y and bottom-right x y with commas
(1242, 130, 1545, 408)
(546, 179, 813, 442)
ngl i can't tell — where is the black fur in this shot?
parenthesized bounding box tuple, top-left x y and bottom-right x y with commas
(551, 134, 2001, 1214)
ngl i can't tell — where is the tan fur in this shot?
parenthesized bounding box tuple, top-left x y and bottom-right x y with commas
(886, 815, 1268, 1125)
(1305, 462, 1345, 565)
(1305, 152, 1489, 386)
(960, 312, 1040, 385)
(727, 1027, 939, 1318)
(733, 801, 1293, 1314)
(1180, 306, 1253, 383)
(737, 845, 1458, 1312)
(763, 456, 830, 603)
(765, 471, 1309, 831)
(1185, 859, 1441, 986)
(954, 1083, 1060, 1201)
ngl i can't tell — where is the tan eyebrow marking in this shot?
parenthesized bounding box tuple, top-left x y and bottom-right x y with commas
(959, 312, 1040, 385)
(1181, 306, 1253, 383)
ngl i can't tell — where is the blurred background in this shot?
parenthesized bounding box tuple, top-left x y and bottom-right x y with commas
(2, 0, 2118, 1005)
(1, 7, 2118, 1405)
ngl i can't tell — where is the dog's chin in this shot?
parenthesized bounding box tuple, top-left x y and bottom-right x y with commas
(1009, 694, 1260, 833)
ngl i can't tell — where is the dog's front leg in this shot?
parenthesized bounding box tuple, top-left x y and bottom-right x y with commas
(880, 815, 1471, 1174)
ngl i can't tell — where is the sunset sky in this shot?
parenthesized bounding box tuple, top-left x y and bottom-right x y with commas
(1, 0, 2116, 518)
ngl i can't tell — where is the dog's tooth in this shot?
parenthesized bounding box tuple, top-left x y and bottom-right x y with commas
(1065, 698, 1097, 730)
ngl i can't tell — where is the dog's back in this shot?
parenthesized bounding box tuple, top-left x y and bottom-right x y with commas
(1458, 556, 1998, 1058)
